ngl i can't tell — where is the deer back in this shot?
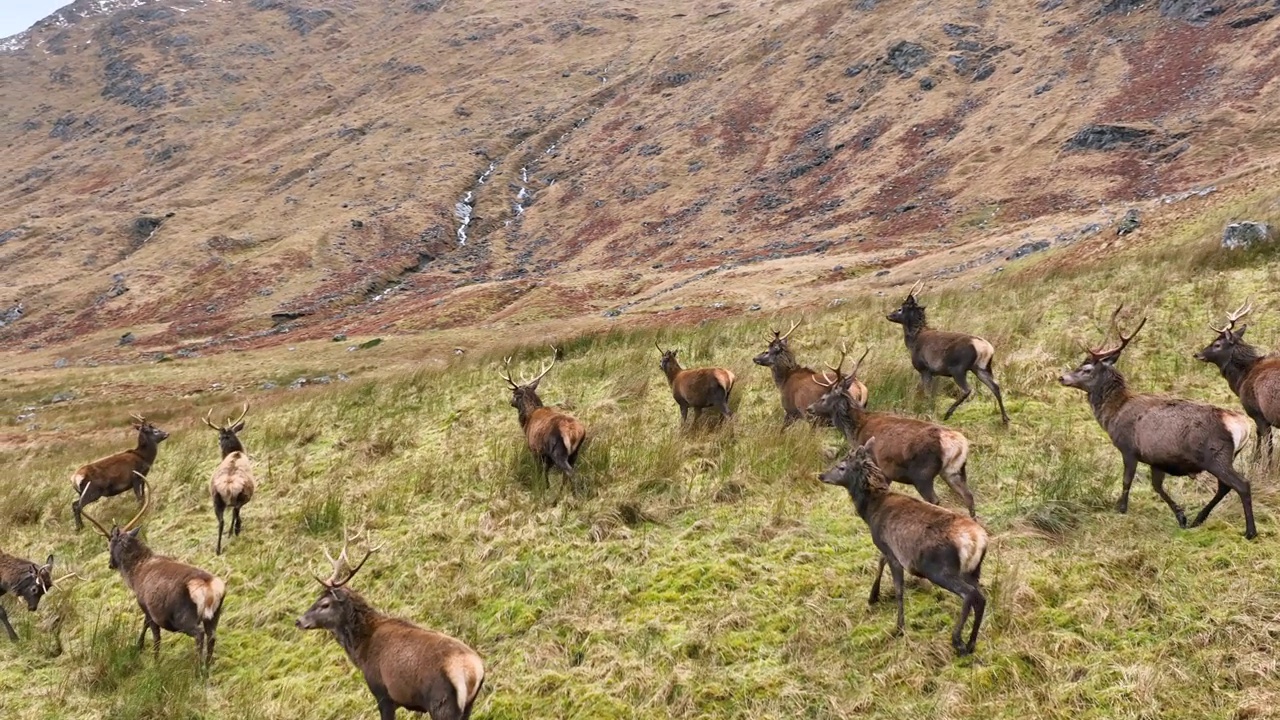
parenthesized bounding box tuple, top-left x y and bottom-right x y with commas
(524, 407, 585, 457)
(1240, 357, 1280, 424)
(366, 617, 485, 713)
(1106, 394, 1250, 473)
(786, 369, 865, 417)
(914, 328, 994, 373)
(211, 451, 255, 504)
(673, 367, 735, 405)
(128, 555, 221, 628)
(874, 492, 987, 577)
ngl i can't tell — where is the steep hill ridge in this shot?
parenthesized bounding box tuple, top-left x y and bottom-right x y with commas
(1, 0, 1279, 362)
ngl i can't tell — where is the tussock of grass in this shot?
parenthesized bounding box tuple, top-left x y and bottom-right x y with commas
(5, 211, 1280, 718)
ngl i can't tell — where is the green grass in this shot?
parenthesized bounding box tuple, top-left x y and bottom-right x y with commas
(4, 199, 1280, 719)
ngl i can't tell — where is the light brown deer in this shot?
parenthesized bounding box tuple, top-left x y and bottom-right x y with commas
(1195, 298, 1280, 465)
(752, 321, 867, 428)
(203, 403, 256, 555)
(500, 348, 587, 486)
(656, 342, 736, 424)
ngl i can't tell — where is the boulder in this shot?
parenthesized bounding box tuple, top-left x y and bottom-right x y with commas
(1222, 222, 1274, 250)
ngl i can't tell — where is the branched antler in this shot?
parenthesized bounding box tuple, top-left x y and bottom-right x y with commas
(314, 526, 382, 589)
(1088, 304, 1147, 361)
(1210, 297, 1253, 334)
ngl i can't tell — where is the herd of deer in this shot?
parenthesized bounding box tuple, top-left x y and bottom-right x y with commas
(2, 285, 1278, 716)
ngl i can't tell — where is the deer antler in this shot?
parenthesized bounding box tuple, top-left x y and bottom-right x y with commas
(122, 474, 150, 532)
(814, 343, 849, 388)
(779, 319, 802, 341)
(1210, 297, 1253, 334)
(1089, 304, 1147, 361)
(202, 408, 220, 431)
(499, 357, 519, 389)
(129, 412, 147, 425)
(227, 402, 249, 429)
(315, 526, 382, 588)
(850, 347, 871, 378)
(526, 347, 559, 386)
(907, 280, 924, 299)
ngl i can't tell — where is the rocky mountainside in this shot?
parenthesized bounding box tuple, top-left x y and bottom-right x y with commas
(1, 0, 1278, 360)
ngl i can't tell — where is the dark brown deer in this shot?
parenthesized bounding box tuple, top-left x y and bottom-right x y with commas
(203, 403, 256, 555)
(70, 413, 169, 531)
(296, 532, 485, 720)
(0, 549, 54, 642)
(81, 482, 227, 665)
(807, 352, 975, 517)
(819, 439, 988, 656)
(752, 321, 868, 427)
(656, 343, 736, 424)
(1060, 305, 1256, 538)
(886, 282, 1009, 424)
(1195, 299, 1280, 464)
(500, 348, 587, 485)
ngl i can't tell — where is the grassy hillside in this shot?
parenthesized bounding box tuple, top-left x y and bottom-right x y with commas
(2, 194, 1280, 719)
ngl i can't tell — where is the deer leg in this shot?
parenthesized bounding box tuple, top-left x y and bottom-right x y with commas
(193, 628, 206, 666)
(72, 485, 102, 531)
(942, 463, 977, 518)
(374, 691, 398, 720)
(890, 560, 907, 636)
(942, 371, 973, 420)
(1189, 480, 1232, 527)
(204, 620, 217, 666)
(912, 474, 941, 506)
(150, 620, 161, 659)
(214, 495, 227, 556)
(0, 605, 18, 642)
(931, 573, 985, 656)
(973, 366, 1009, 425)
(715, 387, 733, 419)
(232, 505, 243, 536)
(1149, 469, 1187, 528)
(133, 475, 146, 504)
(679, 403, 689, 424)
(1116, 455, 1138, 514)
(692, 407, 703, 426)
(1213, 466, 1256, 540)
(1257, 420, 1274, 468)
(868, 555, 887, 604)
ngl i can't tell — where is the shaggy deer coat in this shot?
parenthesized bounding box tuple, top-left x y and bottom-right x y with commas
(297, 540, 485, 720)
(71, 414, 168, 531)
(887, 283, 1009, 423)
(0, 550, 54, 642)
(1062, 309, 1256, 538)
(204, 405, 256, 555)
(752, 323, 867, 427)
(808, 372, 975, 516)
(1195, 300, 1280, 462)
(501, 351, 586, 482)
(657, 345, 736, 423)
(82, 489, 226, 665)
(820, 441, 988, 656)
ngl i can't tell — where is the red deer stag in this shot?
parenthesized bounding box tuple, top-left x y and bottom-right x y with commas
(0, 549, 54, 642)
(1060, 305, 1256, 538)
(886, 282, 1009, 424)
(203, 403, 256, 555)
(1195, 299, 1280, 464)
(500, 348, 587, 486)
(71, 413, 169, 531)
(752, 321, 868, 428)
(296, 532, 485, 720)
(656, 342, 736, 425)
(807, 350, 975, 517)
(81, 482, 227, 665)
(820, 439, 988, 656)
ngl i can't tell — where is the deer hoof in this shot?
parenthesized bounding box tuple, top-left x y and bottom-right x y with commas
(1175, 511, 1187, 528)
(1245, 529, 1258, 541)
(1114, 500, 1128, 514)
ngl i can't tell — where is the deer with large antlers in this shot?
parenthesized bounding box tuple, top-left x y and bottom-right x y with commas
(203, 403, 256, 555)
(500, 348, 587, 487)
(81, 480, 227, 665)
(70, 413, 169, 531)
(752, 321, 868, 428)
(1195, 298, 1280, 465)
(296, 530, 485, 720)
(1061, 305, 1257, 538)
(0, 548, 55, 642)
(807, 349, 976, 516)
(887, 282, 1009, 424)
(656, 342, 736, 425)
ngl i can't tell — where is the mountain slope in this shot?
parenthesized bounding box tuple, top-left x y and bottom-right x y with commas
(1, 0, 1279, 361)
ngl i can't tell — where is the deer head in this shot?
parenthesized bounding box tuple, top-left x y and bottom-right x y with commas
(1060, 304, 1147, 390)
(752, 320, 801, 367)
(202, 403, 249, 457)
(80, 474, 151, 570)
(1195, 298, 1253, 367)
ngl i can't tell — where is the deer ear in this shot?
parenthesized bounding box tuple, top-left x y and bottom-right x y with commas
(128, 528, 142, 539)
(862, 436, 877, 452)
(1234, 324, 1248, 339)
(230, 421, 246, 433)
(529, 376, 542, 390)
(45, 554, 54, 567)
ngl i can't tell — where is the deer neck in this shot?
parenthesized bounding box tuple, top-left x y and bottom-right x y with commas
(333, 591, 381, 664)
(516, 396, 544, 427)
(115, 542, 155, 588)
(220, 437, 245, 458)
(133, 434, 160, 465)
(1088, 368, 1132, 427)
(832, 399, 867, 447)
(769, 353, 800, 387)
(661, 363, 682, 385)
(1221, 344, 1264, 396)
(848, 474, 888, 520)
(902, 319, 927, 348)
